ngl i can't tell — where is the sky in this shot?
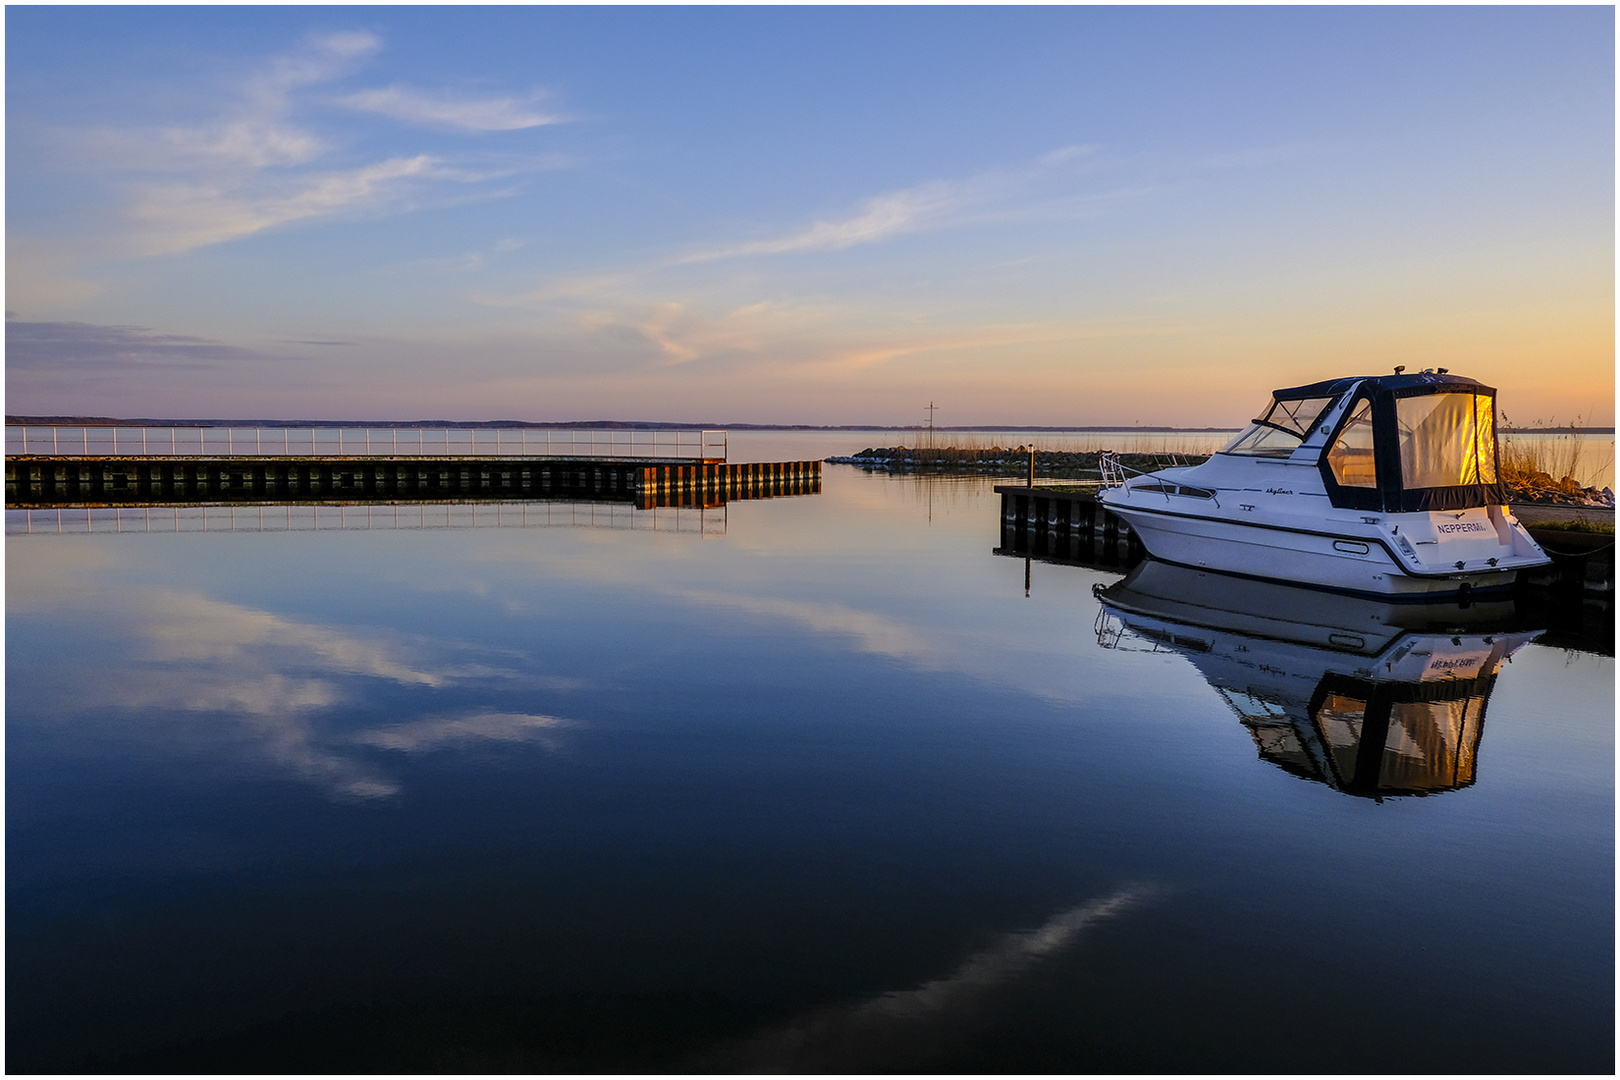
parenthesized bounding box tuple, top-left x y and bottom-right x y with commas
(5, 6, 1614, 427)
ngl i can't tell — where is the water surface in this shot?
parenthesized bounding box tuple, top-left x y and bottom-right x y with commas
(6, 458, 1612, 1071)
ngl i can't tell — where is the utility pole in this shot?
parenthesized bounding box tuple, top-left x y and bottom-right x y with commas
(924, 401, 938, 450)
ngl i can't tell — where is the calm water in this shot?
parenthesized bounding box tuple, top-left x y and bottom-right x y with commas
(7, 447, 1614, 1072)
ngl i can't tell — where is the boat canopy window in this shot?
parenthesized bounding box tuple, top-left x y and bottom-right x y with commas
(1220, 395, 1337, 457)
(1325, 398, 1376, 487)
(1397, 393, 1498, 489)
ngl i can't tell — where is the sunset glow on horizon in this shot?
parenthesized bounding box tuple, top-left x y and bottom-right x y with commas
(6, 7, 1614, 427)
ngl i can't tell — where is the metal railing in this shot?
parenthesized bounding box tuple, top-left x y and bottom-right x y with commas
(4, 425, 728, 462)
(1098, 451, 1129, 488)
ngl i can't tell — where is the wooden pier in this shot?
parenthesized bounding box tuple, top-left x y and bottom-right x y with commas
(4, 453, 820, 510)
(994, 483, 1143, 568)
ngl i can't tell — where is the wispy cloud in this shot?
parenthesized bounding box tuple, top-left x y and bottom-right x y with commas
(676, 183, 969, 264)
(128, 153, 444, 254)
(673, 144, 1109, 266)
(342, 85, 564, 131)
(5, 319, 270, 373)
(30, 31, 562, 260)
(148, 31, 382, 172)
(477, 144, 1133, 308)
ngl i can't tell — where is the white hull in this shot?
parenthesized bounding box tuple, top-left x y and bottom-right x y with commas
(1109, 504, 1519, 597)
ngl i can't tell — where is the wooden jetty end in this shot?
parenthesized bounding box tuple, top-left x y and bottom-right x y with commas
(4, 426, 820, 510)
(994, 483, 1144, 568)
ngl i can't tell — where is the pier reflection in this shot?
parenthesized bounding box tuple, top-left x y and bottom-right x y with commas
(1094, 560, 1541, 800)
(6, 500, 730, 537)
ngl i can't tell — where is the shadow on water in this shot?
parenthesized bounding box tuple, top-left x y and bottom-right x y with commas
(6, 500, 734, 537)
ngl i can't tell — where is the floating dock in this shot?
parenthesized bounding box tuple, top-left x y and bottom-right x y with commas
(3, 425, 819, 510)
(6, 455, 820, 509)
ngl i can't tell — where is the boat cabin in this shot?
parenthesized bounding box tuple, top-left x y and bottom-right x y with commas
(1219, 371, 1506, 513)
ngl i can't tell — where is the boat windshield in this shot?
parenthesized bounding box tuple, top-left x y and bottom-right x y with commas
(1220, 395, 1337, 457)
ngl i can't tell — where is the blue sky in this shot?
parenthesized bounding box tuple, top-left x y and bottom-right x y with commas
(6, 6, 1613, 425)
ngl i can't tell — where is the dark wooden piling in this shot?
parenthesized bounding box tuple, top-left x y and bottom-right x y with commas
(995, 483, 1140, 571)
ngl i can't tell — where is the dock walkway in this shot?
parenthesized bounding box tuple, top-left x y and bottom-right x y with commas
(5, 425, 820, 510)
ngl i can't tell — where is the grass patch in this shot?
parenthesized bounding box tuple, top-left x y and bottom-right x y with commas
(1527, 518, 1615, 535)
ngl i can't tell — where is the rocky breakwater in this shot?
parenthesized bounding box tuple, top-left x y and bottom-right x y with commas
(1503, 472, 1614, 599)
(825, 446, 1206, 480)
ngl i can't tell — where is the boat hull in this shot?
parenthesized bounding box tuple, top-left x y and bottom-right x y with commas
(1104, 503, 1520, 598)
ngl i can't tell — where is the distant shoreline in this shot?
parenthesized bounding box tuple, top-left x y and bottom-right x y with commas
(5, 416, 1612, 436)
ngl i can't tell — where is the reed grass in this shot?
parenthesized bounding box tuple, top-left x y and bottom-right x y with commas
(1499, 414, 1615, 496)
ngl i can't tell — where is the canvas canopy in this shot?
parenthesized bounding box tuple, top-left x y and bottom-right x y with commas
(1220, 372, 1506, 512)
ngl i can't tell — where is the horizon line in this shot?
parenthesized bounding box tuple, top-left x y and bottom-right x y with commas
(5, 416, 1612, 436)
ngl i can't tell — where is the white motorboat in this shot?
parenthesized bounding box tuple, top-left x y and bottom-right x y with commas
(1097, 369, 1551, 598)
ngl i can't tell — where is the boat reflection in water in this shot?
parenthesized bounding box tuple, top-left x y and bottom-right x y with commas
(1094, 560, 1542, 800)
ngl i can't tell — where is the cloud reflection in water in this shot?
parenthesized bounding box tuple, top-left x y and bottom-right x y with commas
(709, 886, 1147, 1072)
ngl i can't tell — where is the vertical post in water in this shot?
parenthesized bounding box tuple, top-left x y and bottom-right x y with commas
(1027, 445, 1035, 488)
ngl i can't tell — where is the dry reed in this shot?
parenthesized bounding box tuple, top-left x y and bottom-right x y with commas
(1499, 414, 1614, 497)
